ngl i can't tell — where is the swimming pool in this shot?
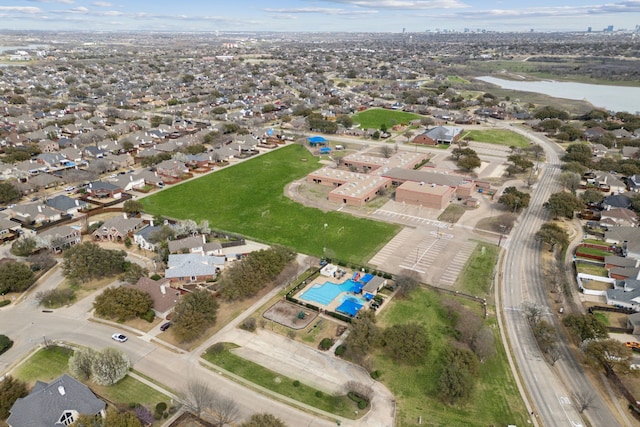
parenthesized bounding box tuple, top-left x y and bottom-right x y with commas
(299, 279, 360, 305)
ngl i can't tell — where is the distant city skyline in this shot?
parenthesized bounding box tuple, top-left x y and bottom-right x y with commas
(0, 0, 638, 33)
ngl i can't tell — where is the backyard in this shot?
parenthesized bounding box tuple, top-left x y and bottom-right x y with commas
(141, 144, 399, 264)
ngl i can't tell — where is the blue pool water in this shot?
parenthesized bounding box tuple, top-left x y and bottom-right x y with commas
(300, 279, 360, 305)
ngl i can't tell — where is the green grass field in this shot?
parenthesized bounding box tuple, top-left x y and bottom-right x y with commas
(202, 344, 360, 418)
(457, 243, 499, 297)
(141, 144, 400, 264)
(352, 108, 423, 130)
(376, 289, 528, 427)
(463, 129, 531, 148)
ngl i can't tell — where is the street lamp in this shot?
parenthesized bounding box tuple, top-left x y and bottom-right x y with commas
(323, 223, 328, 255)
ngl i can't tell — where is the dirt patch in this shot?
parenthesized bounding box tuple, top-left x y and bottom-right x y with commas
(263, 300, 317, 330)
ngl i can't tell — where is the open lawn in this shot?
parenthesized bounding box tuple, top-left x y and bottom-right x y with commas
(92, 376, 170, 409)
(376, 289, 528, 427)
(575, 262, 608, 277)
(352, 108, 423, 130)
(463, 129, 530, 148)
(202, 344, 361, 419)
(141, 144, 399, 264)
(456, 243, 499, 297)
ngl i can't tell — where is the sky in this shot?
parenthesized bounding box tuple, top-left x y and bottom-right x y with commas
(1, 0, 639, 33)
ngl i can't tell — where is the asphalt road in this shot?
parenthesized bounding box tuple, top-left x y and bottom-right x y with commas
(499, 124, 624, 427)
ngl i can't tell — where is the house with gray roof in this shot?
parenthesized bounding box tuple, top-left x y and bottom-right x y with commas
(7, 203, 65, 226)
(605, 279, 640, 311)
(413, 126, 463, 145)
(7, 374, 105, 427)
(168, 235, 206, 254)
(93, 215, 145, 242)
(605, 227, 640, 259)
(38, 224, 81, 253)
(45, 195, 88, 216)
(165, 253, 223, 283)
(87, 181, 122, 199)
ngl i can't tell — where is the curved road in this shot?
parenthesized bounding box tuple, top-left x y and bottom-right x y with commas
(499, 125, 623, 427)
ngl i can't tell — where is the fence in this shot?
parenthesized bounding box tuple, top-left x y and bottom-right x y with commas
(604, 363, 640, 422)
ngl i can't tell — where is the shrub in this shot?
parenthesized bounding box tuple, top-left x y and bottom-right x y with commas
(36, 288, 75, 308)
(208, 342, 225, 355)
(141, 309, 155, 323)
(0, 300, 10, 307)
(293, 380, 300, 387)
(320, 338, 333, 350)
(155, 402, 167, 414)
(358, 400, 367, 409)
(370, 370, 381, 379)
(150, 274, 162, 281)
(240, 317, 257, 332)
(0, 334, 13, 355)
(315, 390, 324, 398)
(335, 345, 346, 356)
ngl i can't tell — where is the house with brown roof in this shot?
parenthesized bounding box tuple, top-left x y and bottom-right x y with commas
(126, 277, 177, 319)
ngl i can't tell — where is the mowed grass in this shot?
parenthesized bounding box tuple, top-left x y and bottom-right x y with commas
(352, 108, 423, 130)
(457, 243, 499, 297)
(13, 346, 170, 410)
(463, 129, 530, 148)
(202, 344, 361, 418)
(376, 289, 528, 427)
(141, 144, 399, 264)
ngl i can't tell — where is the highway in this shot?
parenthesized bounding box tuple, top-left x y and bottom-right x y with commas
(499, 125, 625, 427)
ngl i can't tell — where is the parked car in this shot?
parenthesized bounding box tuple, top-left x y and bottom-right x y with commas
(111, 333, 127, 343)
(160, 322, 171, 331)
(65, 186, 75, 192)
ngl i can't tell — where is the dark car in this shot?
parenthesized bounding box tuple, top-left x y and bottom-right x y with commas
(160, 322, 171, 331)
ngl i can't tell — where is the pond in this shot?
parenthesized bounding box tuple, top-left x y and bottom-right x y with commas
(476, 76, 640, 114)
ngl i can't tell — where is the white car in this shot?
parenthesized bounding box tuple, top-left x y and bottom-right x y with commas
(111, 333, 127, 343)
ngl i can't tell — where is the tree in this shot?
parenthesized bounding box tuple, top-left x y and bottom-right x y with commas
(123, 200, 144, 217)
(0, 261, 35, 294)
(181, 379, 216, 418)
(69, 347, 97, 381)
(172, 289, 218, 342)
(451, 147, 476, 160)
(438, 347, 479, 404)
(62, 242, 127, 284)
(102, 408, 143, 427)
(573, 390, 596, 414)
(580, 338, 632, 372)
(563, 314, 608, 342)
(93, 287, 153, 322)
(507, 154, 533, 173)
(546, 191, 584, 219)
(344, 381, 374, 401)
(11, 237, 37, 257)
(206, 394, 240, 427)
(581, 189, 605, 205)
(0, 182, 21, 205)
(345, 310, 379, 363)
(240, 413, 287, 427)
(558, 171, 581, 194)
(457, 153, 481, 171)
(380, 145, 393, 159)
(471, 326, 496, 362)
(119, 263, 148, 284)
(532, 320, 557, 353)
(91, 347, 130, 386)
(381, 323, 429, 365)
(0, 334, 12, 355)
(535, 222, 569, 251)
(498, 187, 530, 212)
(563, 143, 592, 164)
(522, 301, 545, 325)
(394, 272, 419, 298)
(0, 375, 28, 419)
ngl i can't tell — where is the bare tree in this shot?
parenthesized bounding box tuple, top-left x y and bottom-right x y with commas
(181, 379, 216, 417)
(522, 301, 546, 325)
(207, 394, 240, 427)
(573, 390, 596, 413)
(471, 326, 496, 362)
(548, 346, 562, 366)
(394, 271, 420, 299)
(380, 144, 393, 159)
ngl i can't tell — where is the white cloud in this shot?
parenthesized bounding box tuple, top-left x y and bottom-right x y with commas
(92, 1, 112, 6)
(315, 0, 469, 10)
(0, 6, 41, 13)
(264, 7, 378, 16)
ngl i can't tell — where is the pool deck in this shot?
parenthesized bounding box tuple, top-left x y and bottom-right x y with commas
(295, 269, 365, 314)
